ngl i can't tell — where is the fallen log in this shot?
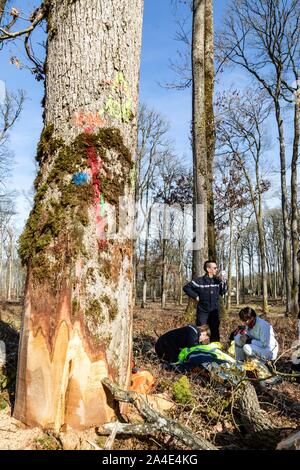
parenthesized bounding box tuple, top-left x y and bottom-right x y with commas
(99, 378, 217, 450)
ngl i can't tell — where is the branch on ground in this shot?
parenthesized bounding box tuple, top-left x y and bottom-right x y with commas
(99, 377, 217, 450)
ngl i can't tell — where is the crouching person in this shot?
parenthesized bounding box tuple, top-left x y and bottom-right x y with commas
(155, 324, 210, 364)
(234, 307, 278, 362)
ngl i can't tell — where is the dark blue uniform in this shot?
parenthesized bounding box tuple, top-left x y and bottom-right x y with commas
(155, 325, 199, 363)
(183, 275, 226, 342)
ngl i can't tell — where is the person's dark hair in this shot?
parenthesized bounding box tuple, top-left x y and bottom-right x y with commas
(239, 307, 257, 321)
(203, 259, 217, 273)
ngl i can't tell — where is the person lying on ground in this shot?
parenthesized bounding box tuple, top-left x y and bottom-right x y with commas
(155, 324, 210, 364)
(234, 307, 279, 362)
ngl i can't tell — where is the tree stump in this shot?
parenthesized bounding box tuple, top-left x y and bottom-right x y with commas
(235, 381, 282, 449)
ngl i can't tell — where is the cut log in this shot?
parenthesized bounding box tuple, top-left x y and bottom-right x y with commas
(100, 378, 217, 450)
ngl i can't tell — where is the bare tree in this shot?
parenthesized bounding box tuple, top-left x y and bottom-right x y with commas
(154, 154, 184, 308)
(216, 88, 271, 312)
(0, 88, 25, 193)
(135, 104, 170, 308)
(218, 0, 300, 315)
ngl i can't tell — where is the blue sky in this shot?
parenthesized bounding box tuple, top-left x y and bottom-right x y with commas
(1, 0, 283, 232)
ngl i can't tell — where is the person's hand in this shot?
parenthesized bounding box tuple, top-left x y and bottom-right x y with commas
(245, 336, 252, 345)
(239, 334, 248, 345)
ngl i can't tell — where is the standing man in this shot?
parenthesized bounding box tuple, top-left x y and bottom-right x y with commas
(183, 260, 227, 342)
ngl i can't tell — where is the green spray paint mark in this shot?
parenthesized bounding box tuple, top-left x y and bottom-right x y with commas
(99, 72, 134, 124)
(100, 194, 105, 217)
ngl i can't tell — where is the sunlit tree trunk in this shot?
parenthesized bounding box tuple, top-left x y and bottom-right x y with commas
(205, 0, 216, 259)
(161, 206, 168, 309)
(274, 101, 292, 314)
(14, 0, 143, 430)
(227, 209, 233, 311)
(291, 99, 299, 316)
(192, 0, 208, 277)
(235, 242, 239, 306)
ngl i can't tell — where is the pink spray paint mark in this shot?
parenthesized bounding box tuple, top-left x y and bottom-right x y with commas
(73, 111, 106, 130)
(86, 140, 108, 249)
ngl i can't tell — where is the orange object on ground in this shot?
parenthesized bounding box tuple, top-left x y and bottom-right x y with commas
(130, 370, 155, 394)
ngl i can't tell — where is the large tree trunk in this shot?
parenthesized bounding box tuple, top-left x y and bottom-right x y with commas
(14, 0, 143, 430)
(235, 242, 239, 306)
(178, 240, 184, 306)
(204, 0, 216, 260)
(257, 218, 268, 312)
(161, 205, 168, 309)
(274, 102, 292, 314)
(192, 0, 208, 277)
(241, 248, 245, 304)
(6, 229, 13, 301)
(291, 99, 299, 317)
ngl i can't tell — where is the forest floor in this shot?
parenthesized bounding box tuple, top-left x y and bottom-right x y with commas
(0, 298, 300, 450)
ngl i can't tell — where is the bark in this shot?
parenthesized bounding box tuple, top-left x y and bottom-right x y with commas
(291, 100, 299, 316)
(100, 378, 217, 450)
(152, 281, 157, 302)
(241, 249, 245, 304)
(192, 0, 208, 277)
(236, 382, 281, 449)
(178, 240, 184, 306)
(205, 0, 216, 259)
(161, 204, 168, 308)
(235, 242, 239, 306)
(14, 0, 143, 430)
(226, 209, 233, 311)
(132, 126, 143, 307)
(274, 259, 277, 300)
(141, 206, 152, 308)
(274, 102, 292, 314)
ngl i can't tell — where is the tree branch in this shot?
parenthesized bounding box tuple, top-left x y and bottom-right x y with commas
(101, 378, 217, 450)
